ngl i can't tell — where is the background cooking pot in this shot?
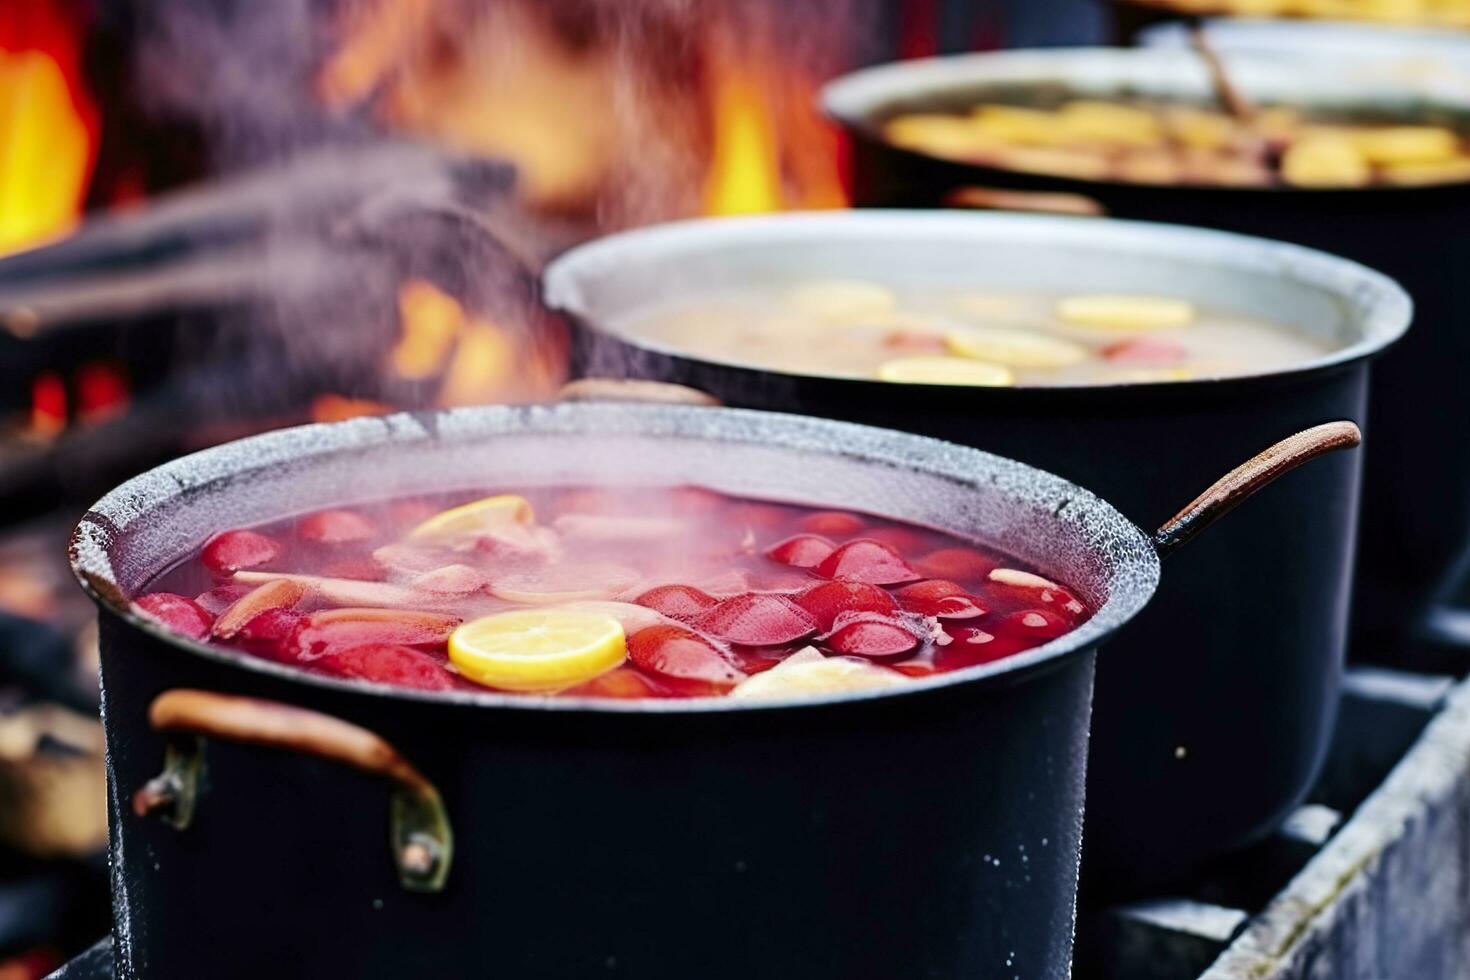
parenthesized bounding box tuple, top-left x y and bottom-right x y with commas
(545, 211, 1410, 890)
(821, 47, 1467, 660)
(74, 403, 1165, 980)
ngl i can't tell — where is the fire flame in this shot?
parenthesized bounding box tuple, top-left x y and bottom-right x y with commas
(702, 37, 846, 215)
(0, 1, 97, 254)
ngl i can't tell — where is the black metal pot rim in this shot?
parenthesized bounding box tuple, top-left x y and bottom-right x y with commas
(821, 46, 1470, 196)
(70, 403, 1159, 715)
(543, 210, 1411, 394)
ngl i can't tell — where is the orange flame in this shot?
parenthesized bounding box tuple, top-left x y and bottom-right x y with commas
(0, 1, 98, 254)
(704, 59, 783, 215)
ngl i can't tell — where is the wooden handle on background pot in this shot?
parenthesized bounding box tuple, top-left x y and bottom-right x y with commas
(1153, 421, 1362, 559)
(558, 378, 721, 406)
(942, 186, 1107, 217)
(131, 689, 452, 893)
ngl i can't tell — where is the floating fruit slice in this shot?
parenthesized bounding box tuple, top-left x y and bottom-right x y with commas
(934, 627, 1032, 671)
(946, 325, 1088, 369)
(317, 644, 457, 692)
(820, 613, 920, 660)
(298, 509, 377, 545)
(877, 356, 1014, 387)
(988, 568, 1086, 617)
(563, 667, 667, 700)
(234, 609, 305, 661)
(408, 494, 534, 544)
(729, 648, 906, 700)
(816, 540, 920, 586)
(489, 563, 640, 605)
(133, 593, 214, 640)
(411, 564, 487, 596)
(1349, 126, 1458, 166)
(894, 580, 987, 620)
(634, 584, 719, 621)
(995, 608, 1072, 642)
(212, 579, 311, 640)
(1380, 158, 1470, 187)
(448, 610, 626, 692)
(234, 571, 423, 609)
(627, 625, 746, 694)
(765, 534, 837, 569)
(797, 511, 865, 536)
(784, 279, 896, 323)
(1101, 337, 1188, 366)
(694, 593, 818, 646)
(1058, 100, 1161, 145)
(913, 547, 997, 583)
(1280, 137, 1371, 188)
(294, 608, 461, 659)
(201, 530, 283, 577)
(1056, 294, 1195, 332)
(795, 580, 899, 631)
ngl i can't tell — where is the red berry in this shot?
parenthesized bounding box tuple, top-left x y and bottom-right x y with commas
(200, 530, 282, 577)
(133, 593, 214, 640)
(894, 580, 987, 620)
(815, 539, 920, 586)
(798, 511, 866, 536)
(234, 609, 306, 660)
(934, 627, 1033, 671)
(293, 609, 461, 660)
(694, 593, 818, 646)
(765, 534, 836, 569)
(316, 644, 456, 691)
(820, 612, 920, 659)
(298, 509, 377, 545)
(995, 608, 1073, 642)
(628, 625, 746, 694)
(635, 584, 720, 621)
(795, 580, 899, 631)
(914, 548, 997, 583)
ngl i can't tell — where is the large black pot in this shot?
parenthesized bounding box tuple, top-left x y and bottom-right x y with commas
(73, 404, 1162, 979)
(822, 47, 1468, 657)
(545, 211, 1409, 890)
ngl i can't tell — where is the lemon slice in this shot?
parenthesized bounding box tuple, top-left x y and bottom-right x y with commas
(784, 279, 896, 324)
(408, 495, 534, 544)
(1350, 126, 1459, 166)
(449, 610, 626, 692)
(730, 648, 906, 700)
(1280, 137, 1371, 188)
(877, 356, 1014, 387)
(945, 326, 1088, 369)
(1055, 295, 1196, 332)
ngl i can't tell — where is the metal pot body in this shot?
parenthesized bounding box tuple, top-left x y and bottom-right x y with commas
(825, 47, 1464, 654)
(546, 211, 1408, 889)
(75, 405, 1158, 979)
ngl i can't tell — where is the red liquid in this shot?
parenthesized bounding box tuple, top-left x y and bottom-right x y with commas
(136, 487, 1092, 699)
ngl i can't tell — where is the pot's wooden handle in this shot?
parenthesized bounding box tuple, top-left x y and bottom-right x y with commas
(1153, 421, 1361, 559)
(131, 689, 452, 893)
(558, 378, 721, 406)
(942, 186, 1107, 217)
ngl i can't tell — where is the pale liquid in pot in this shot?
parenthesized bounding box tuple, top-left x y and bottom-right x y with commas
(616, 283, 1333, 386)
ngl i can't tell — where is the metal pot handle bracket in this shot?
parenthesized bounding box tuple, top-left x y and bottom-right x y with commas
(1153, 421, 1362, 559)
(131, 689, 452, 893)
